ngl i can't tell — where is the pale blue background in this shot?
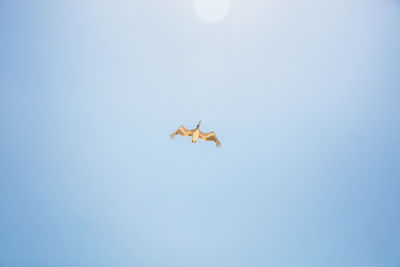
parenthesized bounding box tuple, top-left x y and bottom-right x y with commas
(1, 0, 399, 266)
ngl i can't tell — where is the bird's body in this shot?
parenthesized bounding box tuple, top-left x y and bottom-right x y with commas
(192, 127, 200, 143)
(170, 121, 221, 147)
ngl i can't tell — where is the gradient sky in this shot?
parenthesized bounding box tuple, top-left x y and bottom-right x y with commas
(1, 0, 400, 266)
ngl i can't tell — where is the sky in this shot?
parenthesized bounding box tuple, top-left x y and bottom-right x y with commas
(1, 0, 400, 266)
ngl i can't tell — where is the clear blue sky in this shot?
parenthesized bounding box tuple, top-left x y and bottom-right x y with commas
(1, 0, 399, 266)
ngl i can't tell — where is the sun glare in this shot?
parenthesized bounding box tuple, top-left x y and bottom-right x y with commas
(194, 0, 231, 24)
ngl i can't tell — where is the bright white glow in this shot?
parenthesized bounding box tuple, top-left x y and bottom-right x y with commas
(194, 0, 231, 24)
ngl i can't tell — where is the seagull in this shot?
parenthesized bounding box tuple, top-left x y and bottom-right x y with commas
(170, 120, 221, 147)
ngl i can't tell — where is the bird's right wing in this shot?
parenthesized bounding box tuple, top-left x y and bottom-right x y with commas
(199, 131, 221, 147)
(170, 126, 193, 139)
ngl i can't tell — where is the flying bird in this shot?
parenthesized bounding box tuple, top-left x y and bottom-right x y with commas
(170, 121, 221, 147)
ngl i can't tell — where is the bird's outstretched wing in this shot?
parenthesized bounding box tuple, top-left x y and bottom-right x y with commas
(170, 126, 193, 139)
(199, 131, 221, 147)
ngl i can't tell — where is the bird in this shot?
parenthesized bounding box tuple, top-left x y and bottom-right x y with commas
(170, 120, 221, 147)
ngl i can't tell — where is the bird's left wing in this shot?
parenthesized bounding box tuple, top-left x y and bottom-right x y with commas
(199, 131, 221, 147)
(170, 126, 193, 139)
